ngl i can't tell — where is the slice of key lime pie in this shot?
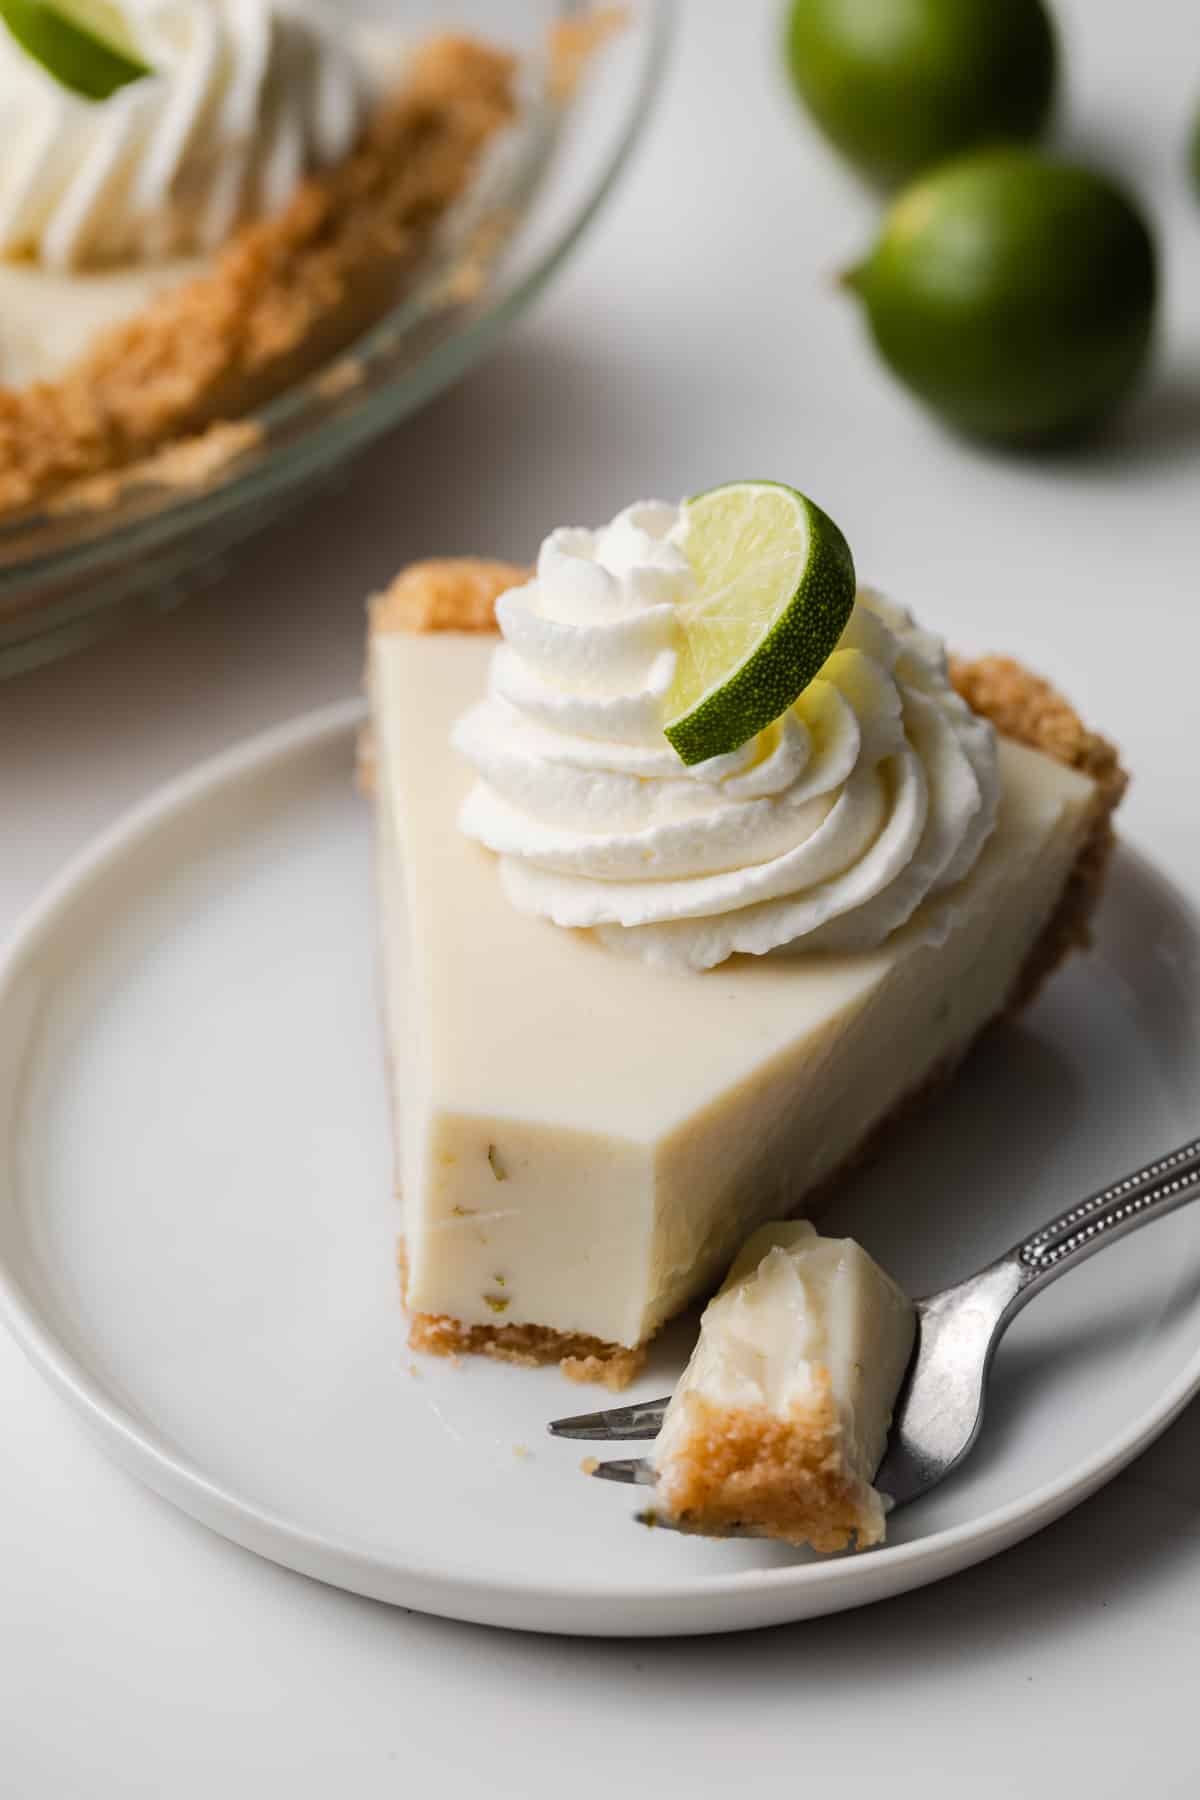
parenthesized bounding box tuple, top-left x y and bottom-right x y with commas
(366, 483, 1125, 1388)
(0, 1, 515, 513)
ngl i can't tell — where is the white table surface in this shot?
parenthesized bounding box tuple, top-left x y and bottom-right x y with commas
(3, 1, 1200, 1791)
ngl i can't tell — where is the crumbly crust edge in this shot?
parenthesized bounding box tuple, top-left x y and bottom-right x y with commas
(949, 654, 1127, 1011)
(373, 561, 1128, 1387)
(396, 1242, 646, 1391)
(652, 1376, 885, 1552)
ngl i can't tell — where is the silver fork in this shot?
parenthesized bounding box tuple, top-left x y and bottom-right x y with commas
(548, 1136, 1200, 1536)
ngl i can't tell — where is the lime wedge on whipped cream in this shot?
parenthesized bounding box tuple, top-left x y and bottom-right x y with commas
(0, 0, 151, 99)
(664, 481, 857, 766)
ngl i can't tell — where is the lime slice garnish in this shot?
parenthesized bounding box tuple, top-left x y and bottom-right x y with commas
(664, 481, 856, 766)
(0, 0, 151, 100)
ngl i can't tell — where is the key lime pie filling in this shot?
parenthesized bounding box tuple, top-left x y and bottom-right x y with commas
(651, 1221, 915, 1551)
(366, 491, 1126, 1388)
(0, 1, 517, 514)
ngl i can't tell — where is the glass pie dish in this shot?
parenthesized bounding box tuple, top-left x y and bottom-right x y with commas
(0, 0, 672, 677)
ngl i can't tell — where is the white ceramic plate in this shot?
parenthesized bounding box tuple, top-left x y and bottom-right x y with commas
(2, 702, 1199, 1637)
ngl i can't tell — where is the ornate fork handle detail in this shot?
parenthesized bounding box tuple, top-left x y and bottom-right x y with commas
(1015, 1135, 1200, 1291)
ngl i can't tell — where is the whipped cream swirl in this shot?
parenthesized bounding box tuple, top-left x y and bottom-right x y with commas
(453, 502, 1000, 973)
(0, 0, 376, 270)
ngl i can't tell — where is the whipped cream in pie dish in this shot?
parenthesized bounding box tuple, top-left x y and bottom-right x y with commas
(652, 1221, 915, 1550)
(453, 502, 1001, 970)
(0, 0, 374, 272)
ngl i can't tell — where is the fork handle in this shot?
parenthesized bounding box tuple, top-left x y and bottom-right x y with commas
(1011, 1135, 1200, 1302)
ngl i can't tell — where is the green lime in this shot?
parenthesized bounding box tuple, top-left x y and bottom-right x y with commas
(785, 0, 1057, 187)
(0, 0, 150, 100)
(664, 482, 856, 767)
(845, 148, 1157, 443)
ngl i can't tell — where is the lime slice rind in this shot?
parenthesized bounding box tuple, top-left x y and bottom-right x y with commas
(664, 481, 856, 767)
(0, 0, 151, 100)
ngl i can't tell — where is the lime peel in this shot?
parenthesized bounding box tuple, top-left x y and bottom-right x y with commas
(0, 0, 151, 100)
(664, 481, 856, 767)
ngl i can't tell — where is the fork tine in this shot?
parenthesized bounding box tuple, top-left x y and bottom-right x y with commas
(635, 1508, 770, 1540)
(547, 1397, 670, 1441)
(588, 1457, 658, 1486)
(587, 1467, 772, 1537)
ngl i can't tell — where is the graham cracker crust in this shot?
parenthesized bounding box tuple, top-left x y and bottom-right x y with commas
(653, 1375, 885, 1552)
(950, 655, 1128, 1012)
(396, 1243, 645, 1391)
(372, 556, 528, 636)
(372, 560, 1128, 1388)
(0, 37, 515, 517)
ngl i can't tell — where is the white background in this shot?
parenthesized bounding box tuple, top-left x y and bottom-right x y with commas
(3, 1, 1199, 1791)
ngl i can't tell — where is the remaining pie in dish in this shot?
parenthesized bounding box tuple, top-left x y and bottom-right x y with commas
(0, 3, 516, 515)
(365, 498, 1126, 1389)
(651, 1221, 915, 1551)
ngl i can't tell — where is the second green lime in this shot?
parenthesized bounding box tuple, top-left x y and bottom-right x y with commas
(845, 149, 1157, 443)
(785, 0, 1057, 187)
